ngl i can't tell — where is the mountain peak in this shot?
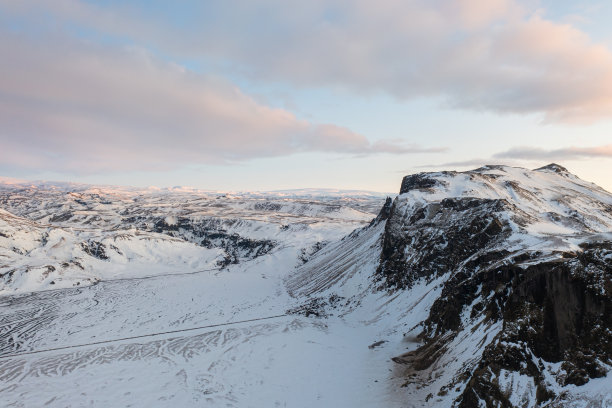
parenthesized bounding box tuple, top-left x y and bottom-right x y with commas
(534, 162, 569, 173)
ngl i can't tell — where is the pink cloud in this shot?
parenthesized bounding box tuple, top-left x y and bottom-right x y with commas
(494, 145, 612, 160)
(8, 0, 607, 123)
(0, 33, 435, 174)
(418, 144, 612, 171)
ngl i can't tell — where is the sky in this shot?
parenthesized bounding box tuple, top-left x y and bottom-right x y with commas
(1, 0, 612, 193)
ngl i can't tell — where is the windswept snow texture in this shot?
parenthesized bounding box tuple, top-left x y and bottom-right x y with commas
(1, 166, 612, 407)
(0, 179, 399, 407)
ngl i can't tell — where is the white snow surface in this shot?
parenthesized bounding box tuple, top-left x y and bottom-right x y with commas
(0, 180, 386, 294)
(0, 179, 401, 407)
(395, 164, 612, 259)
(0, 167, 611, 407)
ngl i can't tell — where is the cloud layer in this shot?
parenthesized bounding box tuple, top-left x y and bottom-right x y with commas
(494, 145, 612, 160)
(0, 33, 431, 173)
(417, 144, 612, 171)
(2, 0, 612, 178)
(4, 0, 612, 122)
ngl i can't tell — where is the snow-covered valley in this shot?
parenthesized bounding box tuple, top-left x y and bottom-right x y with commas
(0, 254, 409, 407)
(1, 165, 611, 407)
(0, 180, 402, 407)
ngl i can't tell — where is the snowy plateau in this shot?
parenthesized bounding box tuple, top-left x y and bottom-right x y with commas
(0, 164, 611, 408)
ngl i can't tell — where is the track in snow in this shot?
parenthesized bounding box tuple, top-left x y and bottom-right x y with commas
(0, 264, 292, 357)
(0, 313, 288, 360)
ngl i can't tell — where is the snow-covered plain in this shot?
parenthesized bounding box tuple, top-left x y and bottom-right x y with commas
(0, 254, 414, 407)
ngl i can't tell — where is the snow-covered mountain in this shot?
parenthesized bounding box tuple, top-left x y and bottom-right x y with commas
(288, 163, 612, 407)
(0, 165, 610, 407)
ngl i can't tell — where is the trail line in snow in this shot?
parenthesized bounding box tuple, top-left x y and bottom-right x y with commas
(0, 267, 223, 298)
(0, 314, 289, 360)
(1, 244, 297, 298)
(97, 267, 221, 283)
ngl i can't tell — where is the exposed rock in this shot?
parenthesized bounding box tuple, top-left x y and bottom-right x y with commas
(149, 216, 278, 265)
(378, 197, 512, 289)
(535, 163, 570, 174)
(372, 196, 393, 223)
(80, 240, 109, 260)
(378, 165, 612, 407)
(400, 173, 453, 194)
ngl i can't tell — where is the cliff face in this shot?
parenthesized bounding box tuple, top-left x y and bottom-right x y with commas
(377, 164, 612, 406)
(460, 242, 612, 407)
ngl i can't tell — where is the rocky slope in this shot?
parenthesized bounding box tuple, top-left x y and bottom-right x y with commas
(288, 164, 612, 407)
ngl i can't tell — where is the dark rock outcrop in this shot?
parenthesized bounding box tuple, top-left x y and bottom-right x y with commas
(150, 217, 277, 266)
(535, 163, 570, 174)
(80, 240, 109, 260)
(400, 173, 455, 194)
(377, 197, 512, 289)
(458, 242, 612, 406)
(380, 165, 612, 407)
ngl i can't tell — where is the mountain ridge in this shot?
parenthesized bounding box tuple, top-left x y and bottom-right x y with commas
(289, 163, 612, 407)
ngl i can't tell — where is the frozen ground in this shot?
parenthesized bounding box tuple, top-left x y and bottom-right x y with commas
(0, 234, 415, 407)
(1, 167, 611, 407)
(0, 180, 404, 407)
(0, 179, 386, 294)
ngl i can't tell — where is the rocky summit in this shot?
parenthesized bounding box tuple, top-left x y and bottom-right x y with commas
(382, 164, 612, 406)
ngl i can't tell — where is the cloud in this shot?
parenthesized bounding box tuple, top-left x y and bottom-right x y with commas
(414, 159, 497, 169)
(3, 0, 612, 123)
(416, 144, 612, 172)
(0, 33, 434, 174)
(494, 145, 612, 160)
